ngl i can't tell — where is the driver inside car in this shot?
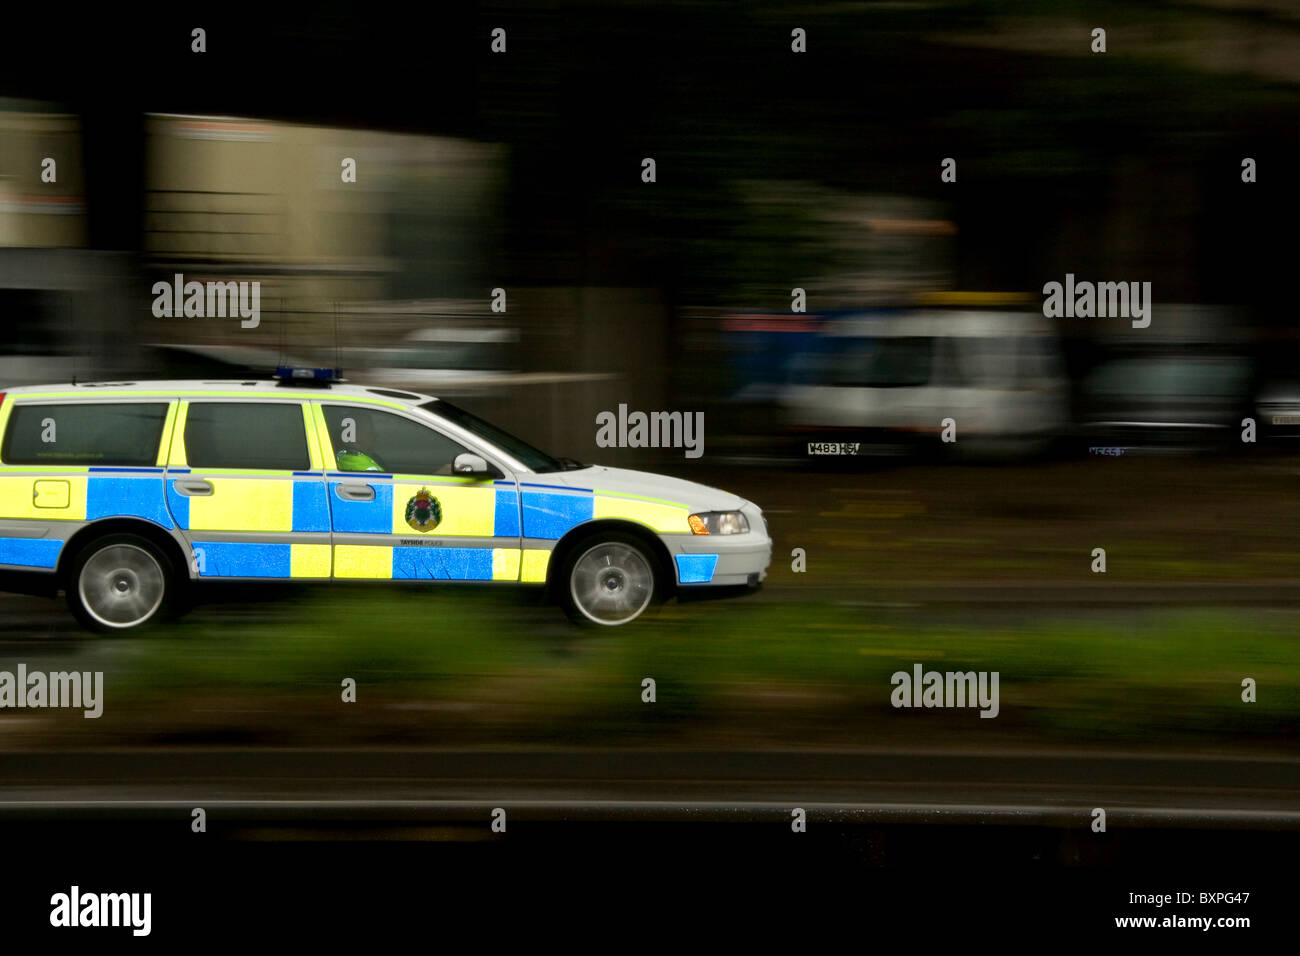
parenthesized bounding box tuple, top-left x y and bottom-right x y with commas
(333, 414, 455, 475)
(334, 417, 386, 472)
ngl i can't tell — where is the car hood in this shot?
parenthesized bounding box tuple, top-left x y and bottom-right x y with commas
(534, 465, 747, 511)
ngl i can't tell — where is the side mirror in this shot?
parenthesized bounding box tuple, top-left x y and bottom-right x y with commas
(453, 453, 500, 480)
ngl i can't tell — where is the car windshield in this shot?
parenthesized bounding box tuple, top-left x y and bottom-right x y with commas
(787, 335, 936, 388)
(420, 399, 564, 473)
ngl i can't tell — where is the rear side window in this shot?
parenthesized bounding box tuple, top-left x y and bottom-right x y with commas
(184, 402, 309, 471)
(2, 402, 168, 466)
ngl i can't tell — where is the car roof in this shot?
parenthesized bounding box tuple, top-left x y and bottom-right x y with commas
(1, 380, 440, 407)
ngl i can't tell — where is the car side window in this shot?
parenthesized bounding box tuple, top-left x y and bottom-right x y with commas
(184, 402, 310, 471)
(2, 402, 169, 466)
(322, 405, 471, 476)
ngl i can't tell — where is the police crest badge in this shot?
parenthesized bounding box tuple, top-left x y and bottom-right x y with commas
(405, 488, 442, 531)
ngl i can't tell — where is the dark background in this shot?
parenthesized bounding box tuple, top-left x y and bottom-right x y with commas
(3, 2, 1295, 312)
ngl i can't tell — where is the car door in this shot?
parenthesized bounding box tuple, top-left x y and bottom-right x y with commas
(164, 399, 332, 579)
(313, 401, 521, 581)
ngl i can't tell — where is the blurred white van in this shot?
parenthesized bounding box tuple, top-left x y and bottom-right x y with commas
(777, 309, 1069, 459)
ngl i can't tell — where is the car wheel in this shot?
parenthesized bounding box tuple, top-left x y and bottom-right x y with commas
(66, 534, 173, 632)
(560, 533, 658, 626)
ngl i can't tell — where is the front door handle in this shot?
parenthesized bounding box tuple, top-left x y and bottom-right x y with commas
(337, 483, 376, 502)
(174, 479, 214, 497)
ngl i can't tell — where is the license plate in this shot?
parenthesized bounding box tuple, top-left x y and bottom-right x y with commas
(807, 442, 860, 456)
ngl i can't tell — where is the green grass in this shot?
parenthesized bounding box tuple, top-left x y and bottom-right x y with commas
(72, 589, 1299, 751)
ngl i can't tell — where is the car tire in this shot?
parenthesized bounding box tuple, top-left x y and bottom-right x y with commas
(66, 533, 174, 633)
(559, 532, 660, 627)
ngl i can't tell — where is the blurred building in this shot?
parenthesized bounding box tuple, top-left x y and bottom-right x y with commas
(141, 113, 506, 357)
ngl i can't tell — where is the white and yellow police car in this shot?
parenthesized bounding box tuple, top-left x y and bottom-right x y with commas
(0, 372, 771, 631)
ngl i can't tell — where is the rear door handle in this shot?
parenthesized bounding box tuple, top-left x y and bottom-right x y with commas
(174, 479, 214, 496)
(337, 483, 376, 502)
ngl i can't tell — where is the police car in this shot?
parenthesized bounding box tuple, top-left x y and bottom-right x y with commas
(0, 371, 771, 631)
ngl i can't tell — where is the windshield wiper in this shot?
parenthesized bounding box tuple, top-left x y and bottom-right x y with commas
(557, 456, 587, 471)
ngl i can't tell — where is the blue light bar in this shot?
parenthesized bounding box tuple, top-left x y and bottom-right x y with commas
(274, 366, 343, 383)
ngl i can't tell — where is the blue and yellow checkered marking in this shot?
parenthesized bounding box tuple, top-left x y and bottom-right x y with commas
(521, 490, 594, 539)
(0, 537, 63, 569)
(334, 545, 523, 581)
(593, 492, 691, 533)
(493, 547, 521, 581)
(164, 479, 190, 528)
(184, 479, 292, 532)
(292, 479, 330, 532)
(494, 488, 521, 536)
(193, 542, 331, 578)
(195, 542, 290, 577)
(518, 485, 691, 540)
(388, 482, 496, 536)
(167, 474, 331, 534)
(521, 548, 550, 583)
(675, 553, 719, 584)
(0, 448, 699, 584)
(392, 547, 494, 580)
(87, 475, 173, 528)
(329, 480, 505, 537)
(329, 481, 393, 533)
(0, 468, 184, 530)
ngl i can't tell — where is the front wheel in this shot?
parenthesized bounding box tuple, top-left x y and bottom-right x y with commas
(66, 534, 173, 632)
(560, 534, 659, 626)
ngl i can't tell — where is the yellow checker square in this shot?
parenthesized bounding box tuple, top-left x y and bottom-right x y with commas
(334, 544, 392, 579)
(0, 474, 88, 520)
(521, 548, 551, 583)
(188, 479, 293, 532)
(593, 494, 689, 534)
(390, 482, 495, 536)
(290, 544, 332, 578)
(492, 547, 521, 582)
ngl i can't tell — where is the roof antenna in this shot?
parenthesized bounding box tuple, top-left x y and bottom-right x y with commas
(333, 300, 340, 377)
(70, 291, 78, 385)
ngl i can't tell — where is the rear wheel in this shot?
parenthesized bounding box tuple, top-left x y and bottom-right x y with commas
(66, 534, 173, 632)
(560, 533, 658, 626)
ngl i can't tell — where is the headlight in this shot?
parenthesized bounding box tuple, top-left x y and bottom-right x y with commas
(688, 511, 749, 535)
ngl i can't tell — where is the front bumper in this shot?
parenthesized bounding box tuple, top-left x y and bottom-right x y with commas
(666, 502, 772, 587)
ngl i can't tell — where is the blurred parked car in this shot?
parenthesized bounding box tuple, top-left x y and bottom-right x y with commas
(1078, 354, 1254, 452)
(1254, 379, 1300, 443)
